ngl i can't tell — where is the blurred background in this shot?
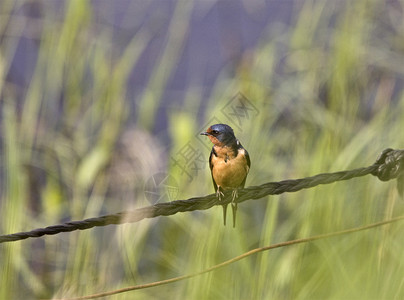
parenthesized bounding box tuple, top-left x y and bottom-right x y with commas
(1, 0, 404, 299)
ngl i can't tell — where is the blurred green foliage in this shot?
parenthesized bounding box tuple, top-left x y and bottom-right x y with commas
(1, 0, 404, 299)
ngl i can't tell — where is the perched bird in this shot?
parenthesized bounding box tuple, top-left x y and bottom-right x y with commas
(200, 123, 250, 227)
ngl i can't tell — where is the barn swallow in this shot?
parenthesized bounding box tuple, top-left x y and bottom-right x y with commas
(200, 123, 250, 227)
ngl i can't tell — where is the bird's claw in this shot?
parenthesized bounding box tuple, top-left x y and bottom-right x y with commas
(216, 188, 225, 201)
(231, 189, 238, 205)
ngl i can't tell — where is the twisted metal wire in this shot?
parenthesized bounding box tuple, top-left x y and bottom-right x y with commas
(1, 148, 403, 244)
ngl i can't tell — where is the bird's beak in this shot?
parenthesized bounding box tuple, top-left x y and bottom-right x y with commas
(200, 132, 209, 136)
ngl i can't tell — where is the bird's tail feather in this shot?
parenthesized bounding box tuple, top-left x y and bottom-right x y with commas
(231, 203, 237, 228)
(222, 204, 228, 226)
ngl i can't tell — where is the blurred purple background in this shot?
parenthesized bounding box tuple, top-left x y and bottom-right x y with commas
(5, 0, 299, 129)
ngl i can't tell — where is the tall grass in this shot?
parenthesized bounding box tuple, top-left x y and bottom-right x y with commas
(1, 0, 404, 299)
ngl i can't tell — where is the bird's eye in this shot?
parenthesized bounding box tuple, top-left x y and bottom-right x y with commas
(211, 130, 219, 135)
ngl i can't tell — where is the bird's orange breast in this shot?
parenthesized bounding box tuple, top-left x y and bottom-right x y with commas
(211, 146, 249, 189)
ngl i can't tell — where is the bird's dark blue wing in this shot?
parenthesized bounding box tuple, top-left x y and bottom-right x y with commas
(209, 148, 218, 191)
(245, 148, 251, 169)
(240, 147, 250, 188)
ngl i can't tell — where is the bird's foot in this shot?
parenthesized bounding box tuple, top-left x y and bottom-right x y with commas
(231, 189, 238, 205)
(216, 188, 225, 201)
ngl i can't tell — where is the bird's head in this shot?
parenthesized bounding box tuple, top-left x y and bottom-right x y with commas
(200, 123, 236, 146)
